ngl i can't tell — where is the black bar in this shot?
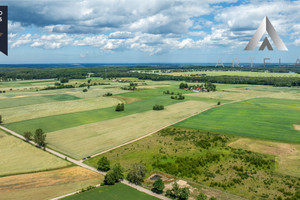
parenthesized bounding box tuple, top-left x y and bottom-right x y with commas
(0, 6, 8, 56)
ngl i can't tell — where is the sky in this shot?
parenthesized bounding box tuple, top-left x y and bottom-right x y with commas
(1, 0, 300, 64)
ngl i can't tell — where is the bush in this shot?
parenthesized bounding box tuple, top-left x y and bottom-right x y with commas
(115, 103, 125, 112)
(104, 163, 124, 185)
(97, 156, 110, 171)
(153, 104, 164, 110)
(126, 163, 147, 185)
(0, 115, 3, 124)
(217, 101, 221, 105)
(82, 88, 88, 92)
(152, 178, 165, 194)
(197, 193, 207, 200)
(24, 131, 32, 140)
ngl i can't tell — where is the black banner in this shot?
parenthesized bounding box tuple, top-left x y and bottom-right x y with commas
(0, 6, 7, 56)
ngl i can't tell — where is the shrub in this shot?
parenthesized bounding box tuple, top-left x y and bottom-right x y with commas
(97, 157, 110, 171)
(152, 178, 165, 194)
(82, 88, 88, 92)
(197, 193, 207, 200)
(153, 104, 164, 110)
(126, 163, 147, 185)
(115, 103, 125, 112)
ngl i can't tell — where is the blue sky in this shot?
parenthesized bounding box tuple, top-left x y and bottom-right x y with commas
(1, 0, 300, 64)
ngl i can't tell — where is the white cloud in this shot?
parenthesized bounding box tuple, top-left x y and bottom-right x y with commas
(10, 34, 32, 48)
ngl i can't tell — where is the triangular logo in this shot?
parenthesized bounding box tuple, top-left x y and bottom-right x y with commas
(244, 16, 287, 51)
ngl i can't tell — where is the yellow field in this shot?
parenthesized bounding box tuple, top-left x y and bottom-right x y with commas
(0, 166, 103, 200)
(229, 138, 300, 178)
(47, 100, 215, 159)
(0, 131, 70, 176)
(1, 97, 121, 123)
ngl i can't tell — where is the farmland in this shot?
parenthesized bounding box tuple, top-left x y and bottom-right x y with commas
(0, 130, 70, 176)
(46, 100, 215, 159)
(175, 98, 300, 143)
(0, 67, 300, 200)
(0, 167, 103, 200)
(63, 183, 159, 200)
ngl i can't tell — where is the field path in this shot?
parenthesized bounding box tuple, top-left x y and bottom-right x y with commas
(0, 125, 170, 200)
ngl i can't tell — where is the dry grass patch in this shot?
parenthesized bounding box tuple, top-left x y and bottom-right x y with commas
(293, 124, 300, 131)
(0, 130, 70, 176)
(0, 166, 103, 200)
(229, 138, 300, 177)
(47, 100, 215, 159)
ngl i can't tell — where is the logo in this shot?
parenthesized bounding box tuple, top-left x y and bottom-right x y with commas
(244, 16, 287, 51)
(0, 6, 7, 56)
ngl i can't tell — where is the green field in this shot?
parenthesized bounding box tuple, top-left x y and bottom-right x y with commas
(0, 130, 71, 176)
(175, 98, 300, 143)
(0, 94, 80, 109)
(63, 183, 159, 200)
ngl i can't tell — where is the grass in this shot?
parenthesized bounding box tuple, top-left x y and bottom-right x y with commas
(5, 86, 199, 134)
(0, 130, 71, 176)
(175, 98, 300, 143)
(228, 138, 300, 178)
(0, 94, 80, 109)
(46, 100, 215, 159)
(63, 183, 159, 200)
(85, 127, 300, 200)
(0, 166, 103, 200)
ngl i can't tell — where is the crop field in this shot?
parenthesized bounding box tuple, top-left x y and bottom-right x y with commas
(155, 70, 300, 77)
(0, 94, 80, 109)
(175, 98, 300, 143)
(0, 166, 103, 200)
(63, 183, 159, 200)
(47, 100, 215, 159)
(0, 130, 70, 176)
(0, 97, 121, 123)
(4, 84, 198, 134)
(85, 127, 300, 200)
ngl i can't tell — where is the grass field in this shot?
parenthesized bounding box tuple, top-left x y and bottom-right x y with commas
(175, 98, 300, 143)
(0, 130, 71, 176)
(156, 70, 300, 77)
(63, 183, 159, 200)
(0, 166, 103, 200)
(229, 138, 300, 177)
(0, 94, 80, 109)
(46, 100, 215, 159)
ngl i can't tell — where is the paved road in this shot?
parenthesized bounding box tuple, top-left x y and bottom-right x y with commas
(0, 125, 170, 200)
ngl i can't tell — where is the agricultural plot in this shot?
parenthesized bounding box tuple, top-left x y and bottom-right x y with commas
(46, 100, 215, 159)
(175, 98, 300, 143)
(0, 167, 103, 200)
(1, 97, 121, 123)
(62, 183, 159, 200)
(85, 127, 300, 200)
(0, 94, 79, 109)
(5, 87, 195, 134)
(0, 130, 70, 176)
